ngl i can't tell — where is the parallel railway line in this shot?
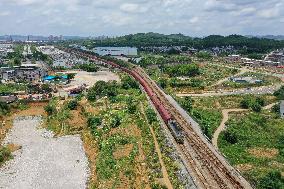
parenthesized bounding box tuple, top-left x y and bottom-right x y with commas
(66, 48, 252, 189)
(133, 67, 252, 189)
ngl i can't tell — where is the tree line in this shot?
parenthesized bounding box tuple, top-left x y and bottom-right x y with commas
(75, 33, 284, 54)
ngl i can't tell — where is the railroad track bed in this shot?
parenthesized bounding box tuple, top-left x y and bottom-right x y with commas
(133, 67, 251, 189)
(67, 49, 252, 189)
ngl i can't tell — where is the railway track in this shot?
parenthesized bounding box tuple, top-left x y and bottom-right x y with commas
(133, 67, 252, 189)
(66, 48, 252, 189)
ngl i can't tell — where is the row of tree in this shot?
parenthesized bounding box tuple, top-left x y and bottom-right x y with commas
(73, 33, 284, 54)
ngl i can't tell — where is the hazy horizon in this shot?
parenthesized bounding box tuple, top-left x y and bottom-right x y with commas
(0, 0, 283, 37)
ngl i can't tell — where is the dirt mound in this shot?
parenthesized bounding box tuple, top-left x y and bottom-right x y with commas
(248, 148, 279, 158)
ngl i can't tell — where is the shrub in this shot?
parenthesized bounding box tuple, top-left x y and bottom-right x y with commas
(87, 116, 102, 130)
(126, 97, 137, 114)
(240, 96, 265, 112)
(0, 102, 10, 115)
(121, 75, 139, 90)
(274, 86, 284, 100)
(67, 100, 78, 110)
(44, 104, 57, 116)
(0, 146, 12, 166)
(223, 130, 238, 144)
(145, 107, 157, 124)
(259, 171, 284, 189)
(110, 113, 121, 128)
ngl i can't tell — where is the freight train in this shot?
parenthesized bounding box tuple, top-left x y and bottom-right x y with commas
(69, 48, 185, 144)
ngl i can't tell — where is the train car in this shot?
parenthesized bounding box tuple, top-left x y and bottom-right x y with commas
(167, 119, 184, 144)
(71, 49, 185, 143)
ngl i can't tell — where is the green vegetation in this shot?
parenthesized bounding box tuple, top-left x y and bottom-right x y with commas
(75, 63, 99, 72)
(0, 146, 12, 166)
(274, 86, 284, 100)
(0, 84, 26, 95)
(74, 33, 284, 54)
(196, 51, 212, 60)
(67, 99, 78, 110)
(219, 110, 284, 189)
(220, 72, 282, 90)
(163, 63, 200, 77)
(177, 95, 276, 139)
(139, 55, 191, 67)
(240, 96, 265, 112)
(148, 62, 237, 93)
(87, 81, 118, 101)
(121, 75, 139, 90)
(0, 102, 10, 115)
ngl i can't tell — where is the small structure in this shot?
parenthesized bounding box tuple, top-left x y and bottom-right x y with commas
(93, 47, 138, 56)
(230, 77, 263, 84)
(280, 101, 284, 118)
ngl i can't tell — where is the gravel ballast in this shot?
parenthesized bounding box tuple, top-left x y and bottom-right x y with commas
(0, 116, 89, 189)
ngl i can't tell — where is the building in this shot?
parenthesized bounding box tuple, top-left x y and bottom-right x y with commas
(0, 67, 16, 81)
(15, 64, 47, 82)
(93, 47, 138, 56)
(280, 101, 284, 118)
(0, 64, 47, 83)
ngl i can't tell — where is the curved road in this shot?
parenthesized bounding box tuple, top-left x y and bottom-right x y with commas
(212, 103, 278, 149)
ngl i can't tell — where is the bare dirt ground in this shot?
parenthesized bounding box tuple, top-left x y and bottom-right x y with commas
(0, 116, 89, 189)
(70, 71, 120, 87)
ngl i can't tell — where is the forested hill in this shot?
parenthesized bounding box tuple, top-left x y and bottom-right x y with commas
(88, 33, 284, 53)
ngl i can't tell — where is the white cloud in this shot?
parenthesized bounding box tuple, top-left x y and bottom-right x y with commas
(0, 11, 11, 16)
(189, 17, 199, 24)
(120, 3, 148, 13)
(0, 0, 283, 36)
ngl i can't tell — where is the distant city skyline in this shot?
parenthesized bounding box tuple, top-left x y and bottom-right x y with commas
(0, 0, 283, 37)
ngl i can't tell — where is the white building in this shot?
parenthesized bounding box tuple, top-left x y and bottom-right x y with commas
(93, 47, 138, 56)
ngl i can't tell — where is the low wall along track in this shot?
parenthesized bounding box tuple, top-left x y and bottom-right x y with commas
(66, 48, 253, 189)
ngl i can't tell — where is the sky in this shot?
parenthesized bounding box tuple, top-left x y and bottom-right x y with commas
(0, 0, 283, 37)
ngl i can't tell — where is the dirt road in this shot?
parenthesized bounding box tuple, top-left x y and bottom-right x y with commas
(212, 103, 278, 149)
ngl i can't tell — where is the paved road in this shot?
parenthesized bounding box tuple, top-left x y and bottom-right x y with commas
(177, 84, 282, 97)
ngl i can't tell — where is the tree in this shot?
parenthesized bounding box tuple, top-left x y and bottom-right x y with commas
(180, 97, 193, 112)
(87, 81, 107, 101)
(67, 100, 78, 110)
(0, 102, 10, 115)
(145, 107, 157, 124)
(87, 116, 102, 130)
(259, 171, 284, 189)
(223, 130, 238, 144)
(110, 113, 121, 128)
(274, 86, 284, 100)
(126, 97, 137, 114)
(44, 104, 57, 116)
(67, 73, 76, 80)
(13, 58, 21, 66)
(121, 75, 139, 89)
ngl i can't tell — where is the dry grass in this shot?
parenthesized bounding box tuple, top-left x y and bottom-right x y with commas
(248, 148, 279, 159)
(113, 144, 134, 159)
(236, 164, 253, 172)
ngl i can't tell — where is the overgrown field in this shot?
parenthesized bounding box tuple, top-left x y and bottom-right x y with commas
(44, 74, 185, 189)
(214, 72, 282, 90)
(219, 110, 284, 189)
(177, 94, 277, 139)
(146, 61, 238, 93)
